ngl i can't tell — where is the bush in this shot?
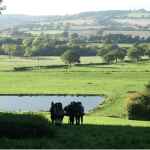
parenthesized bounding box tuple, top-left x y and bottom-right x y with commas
(0, 112, 58, 139)
(123, 87, 150, 121)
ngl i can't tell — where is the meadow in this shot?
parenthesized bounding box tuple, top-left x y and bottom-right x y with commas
(103, 30, 150, 38)
(126, 13, 150, 17)
(0, 55, 150, 148)
(25, 30, 63, 36)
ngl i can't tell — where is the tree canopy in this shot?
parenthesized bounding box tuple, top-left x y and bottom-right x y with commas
(60, 50, 81, 67)
(0, 0, 6, 14)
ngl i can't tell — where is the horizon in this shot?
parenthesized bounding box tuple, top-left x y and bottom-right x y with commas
(1, 0, 150, 16)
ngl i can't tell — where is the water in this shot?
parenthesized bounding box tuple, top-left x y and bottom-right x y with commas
(0, 96, 106, 113)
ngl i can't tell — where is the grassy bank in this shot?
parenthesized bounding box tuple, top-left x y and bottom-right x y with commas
(0, 55, 150, 148)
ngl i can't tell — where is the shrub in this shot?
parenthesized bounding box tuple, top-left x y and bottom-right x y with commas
(0, 112, 58, 139)
(123, 87, 150, 121)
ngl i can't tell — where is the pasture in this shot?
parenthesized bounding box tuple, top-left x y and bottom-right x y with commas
(40, 19, 94, 26)
(103, 30, 150, 38)
(0, 55, 150, 148)
(26, 30, 63, 36)
(113, 19, 150, 27)
(126, 13, 150, 17)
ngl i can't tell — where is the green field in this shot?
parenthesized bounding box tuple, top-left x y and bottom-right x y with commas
(26, 30, 63, 36)
(126, 13, 150, 17)
(0, 55, 150, 148)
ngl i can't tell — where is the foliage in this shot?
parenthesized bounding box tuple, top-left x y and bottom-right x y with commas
(0, 112, 58, 139)
(103, 38, 112, 46)
(60, 50, 81, 66)
(63, 25, 70, 31)
(102, 53, 115, 63)
(11, 44, 25, 57)
(133, 42, 139, 47)
(145, 48, 150, 59)
(117, 51, 126, 63)
(71, 33, 79, 39)
(127, 46, 145, 62)
(24, 47, 32, 57)
(69, 38, 82, 44)
(61, 31, 69, 38)
(109, 49, 120, 63)
(0, 0, 6, 14)
(123, 85, 150, 120)
(1, 44, 14, 58)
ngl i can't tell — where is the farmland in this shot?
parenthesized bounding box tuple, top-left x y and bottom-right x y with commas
(113, 19, 150, 26)
(126, 13, 150, 17)
(40, 19, 94, 26)
(103, 30, 150, 38)
(26, 30, 63, 36)
(0, 55, 150, 148)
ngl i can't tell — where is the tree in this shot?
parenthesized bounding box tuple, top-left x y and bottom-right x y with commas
(1, 44, 14, 58)
(82, 36, 87, 42)
(60, 50, 81, 67)
(39, 32, 44, 37)
(61, 31, 69, 38)
(32, 37, 43, 47)
(69, 38, 81, 44)
(11, 44, 25, 57)
(109, 49, 120, 63)
(0, 0, 7, 15)
(71, 33, 79, 39)
(133, 42, 139, 47)
(146, 36, 150, 43)
(145, 48, 150, 59)
(88, 34, 95, 42)
(63, 25, 70, 31)
(22, 37, 34, 48)
(117, 51, 126, 63)
(56, 24, 61, 30)
(24, 47, 32, 57)
(3, 31, 9, 37)
(103, 38, 112, 46)
(102, 53, 115, 64)
(127, 46, 145, 62)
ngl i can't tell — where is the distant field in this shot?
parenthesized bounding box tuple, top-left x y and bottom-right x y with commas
(0, 55, 150, 71)
(103, 30, 150, 38)
(40, 20, 94, 26)
(113, 19, 150, 26)
(126, 13, 150, 17)
(26, 30, 63, 36)
(87, 43, 133, 48)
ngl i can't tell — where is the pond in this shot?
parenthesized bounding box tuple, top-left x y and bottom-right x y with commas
(0, 95, 106, 113)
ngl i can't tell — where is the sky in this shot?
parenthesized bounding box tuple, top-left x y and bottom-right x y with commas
(1, 0, 150, 16)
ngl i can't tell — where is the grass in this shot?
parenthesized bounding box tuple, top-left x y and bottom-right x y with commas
(0, 55, 150, 148)
(25, 30, 63, 36)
